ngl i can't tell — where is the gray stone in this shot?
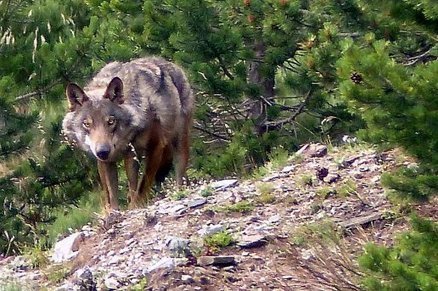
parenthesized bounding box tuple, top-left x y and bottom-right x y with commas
(181, 274, 195, 283)
(197, 256, 236, 267)
(296, 143, 327, 158)
(198, 224, 225, 237)
(51, 232, 84, 263)
(187, 198, 207, 208)
(166, 237, 191, 257)
(169, 204, 187, 216)
(281, 165, 295, 173)
(338, 212, 383, 229)
(147, 257, 175, 273)
(74, 267, 96, 291)
(262, 174, 280, 182)
(104, 276, 120, 290)
(237, 235, 267, 249)
(323, 173, 340, 184)
(210, 179, 238, 190)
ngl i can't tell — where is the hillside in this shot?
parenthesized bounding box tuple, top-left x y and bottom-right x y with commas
(0, 143, 435, 290)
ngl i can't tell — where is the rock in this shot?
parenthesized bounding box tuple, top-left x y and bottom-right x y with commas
(108, 255, 122, 265)
(197, 256, 236, 267)
(74, 267, 97, 291)
(296, 143, 327, 158)
(210, 179, 238, 190)
(238, 235, 267, 249)
(323, 173, 340, 184)
(181, 274, 195, 284)
(187, 198, 207, 208)
(281, 165, 295, 173)
(262, 174, 280, 182)
(268, 214, 281, 224)
(166, 237, 191, 257)
(198, 224, 225, 237)
(169, 204, 187, 216)
(11, 256, 31, 271)
(51, 232, 84, 263)
(316, 167, 329, 180)
(338, 212, 384, 229)
(55, 282, 76, 291)
(104, 276, 121, 290)
(340, 155, 361, 168)
(147, 257, 175, 273)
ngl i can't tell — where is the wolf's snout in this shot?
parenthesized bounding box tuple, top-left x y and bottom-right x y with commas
(96, 145, 111, 160)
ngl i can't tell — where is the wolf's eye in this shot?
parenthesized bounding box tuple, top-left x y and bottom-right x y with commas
(107, 116, 116, 126)
(83, 119, 91, 129)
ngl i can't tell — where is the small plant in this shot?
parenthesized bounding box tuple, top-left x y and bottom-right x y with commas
(216, 201, 255, 213)
(298, 174, 314, 187)
(130, 278, 148, 291)
(337, 179, 357, 197)
(290, 220, 340, 247)
(46, 266, 69, 284)
(251, 165, 270, 179)
(289, 153, 304, 164)
(23, 244, 49, 269)
(0, 281, 23, 291)
(172, 189, 189, 200)
(204, 231, 234, 251)
(268, 146, 289, 169)
(42, 191, 100, 247)
(256, 182, 276, 204)
(199, 186, 215, 197)
(309, 201, 322, 214)
(316, 186, 335, 199)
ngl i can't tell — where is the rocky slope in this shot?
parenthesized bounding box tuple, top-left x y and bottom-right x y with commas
(1, 143, 434, 290)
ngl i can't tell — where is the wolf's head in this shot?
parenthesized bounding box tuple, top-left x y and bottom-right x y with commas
(63, 77, 135, 162)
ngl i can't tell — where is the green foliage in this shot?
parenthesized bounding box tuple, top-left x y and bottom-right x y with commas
(290, 220, 339, 247)
(203, 231, 234, 250)
(0, 282, 23, 291)
(337, 37, 438, 199)
(171, 189, 189, 201)
(215, 201, 254, 214)
(23, 244, 49, 269)
(359, 216, 438, 291)
(42, 191, 100, 247)
(199, 186, 215, 198)
(255, 182, 276, 204)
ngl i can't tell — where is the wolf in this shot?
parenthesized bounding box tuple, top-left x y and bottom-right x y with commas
(62, 57, 194, 210)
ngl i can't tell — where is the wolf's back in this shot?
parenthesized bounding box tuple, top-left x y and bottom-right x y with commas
(88, 57, 193, 114)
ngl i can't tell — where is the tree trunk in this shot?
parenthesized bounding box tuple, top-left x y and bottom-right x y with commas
(247, 40, 275, 135)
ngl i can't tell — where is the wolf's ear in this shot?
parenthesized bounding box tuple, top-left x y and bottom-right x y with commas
(103, 77, 124, 104)
(66, 83, 89, 112)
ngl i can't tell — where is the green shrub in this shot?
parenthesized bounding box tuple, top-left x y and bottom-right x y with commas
(359, 216, 438, 291)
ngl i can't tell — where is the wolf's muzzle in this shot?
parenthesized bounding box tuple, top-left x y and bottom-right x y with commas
(96, 144, 111, 160)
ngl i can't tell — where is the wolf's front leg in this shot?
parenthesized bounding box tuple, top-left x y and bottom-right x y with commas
(138, 144, 165, 202)
(124, 152, 140, 208)
(97, 161, 119, 210)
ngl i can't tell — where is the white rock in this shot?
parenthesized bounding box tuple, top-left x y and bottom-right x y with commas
(181, 274, 194, 283)
(281, 165, 295, 173)
(104, 276, 120, 289)
(147, 257, 175, 273)
(210, 179, 238, 190)
(197, 224, 225, 236)
(51, 232, 84, 263)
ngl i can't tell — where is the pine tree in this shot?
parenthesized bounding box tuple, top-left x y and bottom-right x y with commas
(359, 216, 438, 290)
(337, 1, 438, 200)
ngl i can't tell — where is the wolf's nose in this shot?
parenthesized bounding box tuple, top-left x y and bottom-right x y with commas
(96, 145, 111, 160)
